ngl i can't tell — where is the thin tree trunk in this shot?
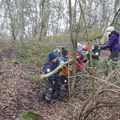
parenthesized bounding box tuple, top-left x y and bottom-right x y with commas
(6, 0, 16, 40)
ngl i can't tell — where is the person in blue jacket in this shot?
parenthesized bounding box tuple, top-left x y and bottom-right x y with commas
(42, 52, 61, 101)
(100, 26, 120, 61)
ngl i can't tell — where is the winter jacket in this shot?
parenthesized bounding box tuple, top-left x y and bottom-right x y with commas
(100, 31, 120, 52)
(59, 56, 69, 76)
(43, 60, 60, 80)
(75, 51, 84, 71)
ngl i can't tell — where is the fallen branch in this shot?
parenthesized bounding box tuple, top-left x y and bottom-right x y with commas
(79, 69, 117, 119)
(91, 76, 120, 90)
(83, 103, 120, 120)
(40, 59, 72, 80)
(98, 89, 120, 96)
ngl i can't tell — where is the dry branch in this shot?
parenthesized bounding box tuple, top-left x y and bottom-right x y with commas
(91, 76, 120, 90)
(110, 8, 120, 25)
(83, 103, 120, 120)
(78, 69, 118, 119)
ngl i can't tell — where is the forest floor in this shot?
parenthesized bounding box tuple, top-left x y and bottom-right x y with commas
(0, 39, 120, 120)
(0, 60, 120, 120)
(0, 61, 75, 120)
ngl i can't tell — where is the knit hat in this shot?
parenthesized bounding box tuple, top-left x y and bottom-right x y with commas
(48, 52, 57, 60)
(105, 26, 115, 36)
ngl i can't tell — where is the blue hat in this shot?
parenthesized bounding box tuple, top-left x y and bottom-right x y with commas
(48, 52, 57, 60)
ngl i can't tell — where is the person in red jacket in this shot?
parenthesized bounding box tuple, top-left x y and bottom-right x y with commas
(75, 51, 85, 71)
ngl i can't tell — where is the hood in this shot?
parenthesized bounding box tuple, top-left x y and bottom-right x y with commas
(110, 30, 119, 38)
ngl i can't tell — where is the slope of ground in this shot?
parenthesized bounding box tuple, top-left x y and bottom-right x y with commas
(0, 61, 73, 120)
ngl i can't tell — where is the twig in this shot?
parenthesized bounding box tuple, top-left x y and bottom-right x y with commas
(91, 76, 120, 90)
(79, 69, 116, 119)
(83, 103, 120, 120)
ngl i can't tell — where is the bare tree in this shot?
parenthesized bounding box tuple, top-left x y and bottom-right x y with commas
(5, 0, 16, 40)
(0, 0, 118, 40)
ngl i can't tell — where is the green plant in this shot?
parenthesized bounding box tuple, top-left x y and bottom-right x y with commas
(18, 111, 43, 120)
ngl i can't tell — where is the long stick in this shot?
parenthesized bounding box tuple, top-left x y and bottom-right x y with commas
(40, 59, 72, 80)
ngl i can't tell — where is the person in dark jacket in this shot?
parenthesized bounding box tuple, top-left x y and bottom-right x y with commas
(42, 52, 61, 102)
(43, 52, 60, 79)
(100, 26, 120, 61)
